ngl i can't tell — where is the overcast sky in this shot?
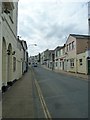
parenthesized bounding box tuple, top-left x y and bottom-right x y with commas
(18, 0, 89, 56)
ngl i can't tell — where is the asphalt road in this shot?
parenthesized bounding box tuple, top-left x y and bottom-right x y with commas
(33, 66, 88, 118)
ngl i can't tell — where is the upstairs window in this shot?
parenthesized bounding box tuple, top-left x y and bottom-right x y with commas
(69, 43, 72, 50)
(72, 41, 75, 50)
(56, 51, 58, 57)
(79, 59, 82, 66)
(67, 45, 68, 52)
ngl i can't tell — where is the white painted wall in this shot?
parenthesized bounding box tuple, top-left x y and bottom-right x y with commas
(86, 49, 90, 57)
(0, 2, 2, 90)
(1, 2, 23, 88)
(88, 2, 90, 34)
(77, 52, 87, 74)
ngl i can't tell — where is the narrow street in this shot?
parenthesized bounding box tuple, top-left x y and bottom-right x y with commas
(1, 1, 90, 120)
(2, 65, 88, 118)
(33, 65, 88, 118)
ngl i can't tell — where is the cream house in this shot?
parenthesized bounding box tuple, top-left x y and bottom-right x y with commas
(77, 39, 90, 75)
(65, 34, 90, 74)
(65, 34, 77, 73)
(48, 50, 55, 70)
(77, 52, 87, 74)
(54, 46, 62, 70)
(0, 1, 24, 92)
(58, 44, 66, 71)
(21, 40, 28, 74)
(40, 49, 50, 67)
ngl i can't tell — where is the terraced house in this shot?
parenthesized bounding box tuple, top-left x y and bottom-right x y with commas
(40, 34, 90, 75)
(0, 1, 27, 92)
(65, 34, 90, 74)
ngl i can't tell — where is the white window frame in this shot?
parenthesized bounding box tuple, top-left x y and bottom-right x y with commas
(70, 59, 74, 67)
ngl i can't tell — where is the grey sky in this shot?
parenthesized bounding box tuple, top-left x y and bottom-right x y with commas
(18, 0, 89, 56)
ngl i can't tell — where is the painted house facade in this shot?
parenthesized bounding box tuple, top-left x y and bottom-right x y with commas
(21, 40, 28, 74)
(48, 50, 55, 70)
(1, 2, 19, 91)
(0, 1, 27, 92)
(40, 49, 50, 67)
(40, 34, 90, 75)
(58, 44, 66, 71)
(65, 34, 90, 74)
(65, 34, 77, 73)
(54, 46, 62, 70)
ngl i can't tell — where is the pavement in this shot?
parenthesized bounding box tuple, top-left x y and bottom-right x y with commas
(42, 65, 89, 80)
(2, 68, 34, 119)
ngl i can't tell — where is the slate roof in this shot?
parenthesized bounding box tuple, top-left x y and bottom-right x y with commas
(70, 34, 90, 39)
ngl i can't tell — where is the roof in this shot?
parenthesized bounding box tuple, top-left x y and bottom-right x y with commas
(54, 46, 63, 51)
(70, 34, 90, 39)
(22, 40, 28, 49)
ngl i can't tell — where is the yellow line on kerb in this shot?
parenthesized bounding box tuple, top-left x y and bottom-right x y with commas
(35, 79, 52, 119)
(31, 69, 52, 119)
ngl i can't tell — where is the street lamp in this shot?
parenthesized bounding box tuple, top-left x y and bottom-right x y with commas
(28, 44, 37, 57)
(28, 44, 37, 47)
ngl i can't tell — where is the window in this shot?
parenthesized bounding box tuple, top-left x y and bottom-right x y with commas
(69, 43, 72, 50)
(57, 51, 59, 57)
(70, 59, 74, 67)
(56, 62, 58, 67)
(69, 43, 71, 50)
(60, 62, 61, 67)
(63, 48, 65, 54)
(72, 41, 75, 49)
(13, 57, 16, 72)
(79, 59, 82, 65)
(56, 51, 58, 57)
(59, 50, 61, 56)
(67, 45, 68, 51)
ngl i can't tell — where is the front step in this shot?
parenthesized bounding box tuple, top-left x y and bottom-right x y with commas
(7, 81, 13, 86)
(2, 86, 8, 93)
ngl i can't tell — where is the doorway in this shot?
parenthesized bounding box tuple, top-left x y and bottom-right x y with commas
(7, 44, 12, 83)
(2, 37, 7, 86)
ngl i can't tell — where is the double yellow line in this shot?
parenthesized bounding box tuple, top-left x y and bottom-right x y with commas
(31, 68, 52, 119)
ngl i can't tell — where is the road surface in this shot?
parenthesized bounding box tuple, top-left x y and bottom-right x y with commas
(32, 65, 88, 118)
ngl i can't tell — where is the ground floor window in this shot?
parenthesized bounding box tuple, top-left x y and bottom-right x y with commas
(60, 62, 61, 67)
(70, 59, 74, 67)
(56, 62, 58, 67)
(13, 57, 16, 72)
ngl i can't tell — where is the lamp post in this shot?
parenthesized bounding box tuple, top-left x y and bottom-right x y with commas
(28, 44, 37, 57)
(28, 44, 37, 47)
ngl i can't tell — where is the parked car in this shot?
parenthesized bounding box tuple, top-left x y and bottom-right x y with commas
(33, 63, 37, 67)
